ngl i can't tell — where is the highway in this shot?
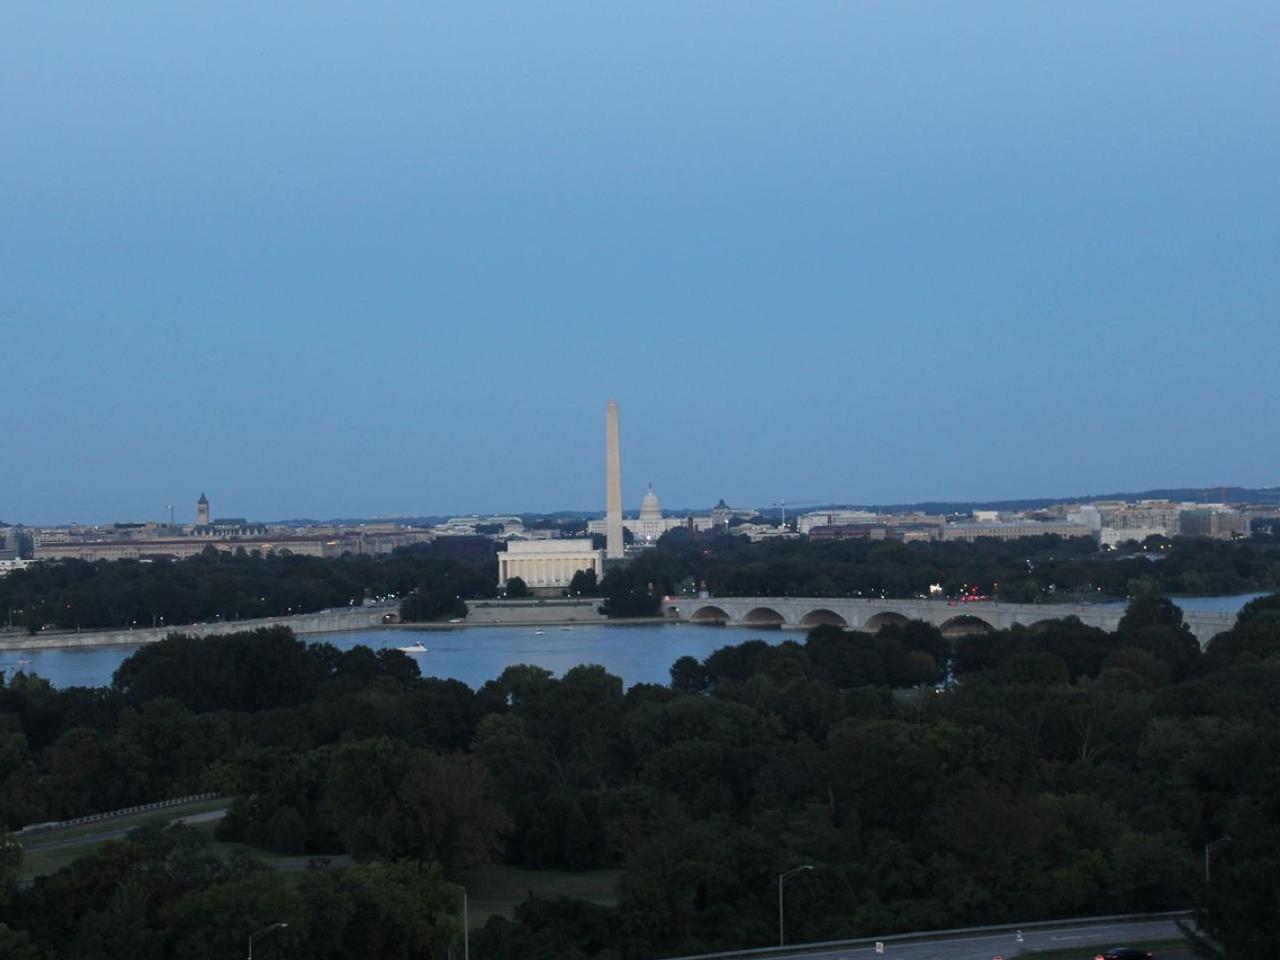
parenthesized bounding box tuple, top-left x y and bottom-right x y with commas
(19, 808, 229, 853)
(666, 917, 1190, 960)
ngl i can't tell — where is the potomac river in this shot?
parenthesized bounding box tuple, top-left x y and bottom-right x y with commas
(0, 593, 1267, 691)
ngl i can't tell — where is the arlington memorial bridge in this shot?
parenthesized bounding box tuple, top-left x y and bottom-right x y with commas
(664, 596, 1236, 647)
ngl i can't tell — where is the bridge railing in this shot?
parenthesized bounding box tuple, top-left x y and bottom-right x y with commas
(15, 792, 222, 837)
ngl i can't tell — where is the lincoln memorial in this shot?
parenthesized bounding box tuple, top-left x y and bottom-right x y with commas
(497, 539, 605, 591)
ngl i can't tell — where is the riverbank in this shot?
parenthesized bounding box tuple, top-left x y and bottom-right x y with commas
(2, 591, 1263, 654)
(0, 608, 669, 652)
(0, 604, 391, 652)
(0, 621, 766, 691)
(389, 616, 668, 630)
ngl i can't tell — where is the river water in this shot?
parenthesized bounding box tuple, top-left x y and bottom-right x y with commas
(2, 593, 1269, 691)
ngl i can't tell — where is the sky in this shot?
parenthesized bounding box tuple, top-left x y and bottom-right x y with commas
(2, 3, 1278, 525)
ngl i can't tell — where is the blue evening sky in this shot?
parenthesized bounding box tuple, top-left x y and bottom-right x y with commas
(3, 3, 1277, 524)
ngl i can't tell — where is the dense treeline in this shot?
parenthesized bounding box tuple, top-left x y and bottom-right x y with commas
(596, 530, 1280, 617)
(1, 824, 461, 960)
(4, 533, 1277, 635)
(1, 595, 1278, 958)
(0, 544, 495, 633)
(501, 531, 1280, 620)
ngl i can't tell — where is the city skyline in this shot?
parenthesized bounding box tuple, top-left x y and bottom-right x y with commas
(5, 479, 1278, 530)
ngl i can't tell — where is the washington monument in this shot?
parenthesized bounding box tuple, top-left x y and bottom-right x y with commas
(605, 399, 624, 560)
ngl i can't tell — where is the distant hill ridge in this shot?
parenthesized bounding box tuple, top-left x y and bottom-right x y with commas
(863, 485, 1280, 515)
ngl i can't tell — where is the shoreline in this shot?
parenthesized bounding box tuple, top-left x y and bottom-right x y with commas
(0, 606, 390, 652)
(0, 614, 674, 653)
(1, 589, 1264, 653)
(385, 616, 669, 631)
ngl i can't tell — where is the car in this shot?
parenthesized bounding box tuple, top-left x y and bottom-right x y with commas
(1095, 949, 1154, 960)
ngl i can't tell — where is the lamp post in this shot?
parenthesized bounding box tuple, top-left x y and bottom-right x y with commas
(247, 921, 288, 960)
(1205, 836, 1231, 884)
(463, 887, 470, 960)
(777, 865, 813, 947)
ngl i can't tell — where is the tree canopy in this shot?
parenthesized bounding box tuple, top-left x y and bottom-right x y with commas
(0, 544, 497, 633)
(0, 592, 1276, 958)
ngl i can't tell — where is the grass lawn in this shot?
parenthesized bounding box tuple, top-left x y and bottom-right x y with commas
(18, 843, 105, 880)
(20, 804, 619, 929)
(18, 832, 307, 883)
(19, 802, 621, 934)
(461, 862, 623, 929)
(17, 799, 232, 881)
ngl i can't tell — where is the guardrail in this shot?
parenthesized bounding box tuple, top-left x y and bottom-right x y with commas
(654, 910, 1194, 960)
(16, 792, 222, 837)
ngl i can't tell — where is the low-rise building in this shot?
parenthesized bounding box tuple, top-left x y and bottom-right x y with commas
(0, 558, 30, 577)
(1179, 507, 1249, 540)
(1098, 500, 1182, 538)
(0, 527, 26, 561)
(808, 523, 891, 541)
(797, 510, 878, 535)
(1098, 526, 1170, 548)
(939, 521, 1093, 542)
(735, 523, 802, 543)
(33, 535, 343, 562)
(191, 518, 270, 539)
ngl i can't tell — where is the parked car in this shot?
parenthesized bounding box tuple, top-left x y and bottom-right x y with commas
(1095, 949, 1154, 960)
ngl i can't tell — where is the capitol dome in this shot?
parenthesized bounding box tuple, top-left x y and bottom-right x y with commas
(639, 484, 662, 520)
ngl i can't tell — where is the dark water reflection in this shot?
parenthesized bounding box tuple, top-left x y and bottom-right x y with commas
(1, 622, 777, 691)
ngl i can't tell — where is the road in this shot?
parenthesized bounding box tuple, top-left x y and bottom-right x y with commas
(19, 807, 229, 853)
(672, 918, 1189, 960)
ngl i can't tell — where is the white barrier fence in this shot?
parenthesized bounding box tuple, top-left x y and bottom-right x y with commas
(16, 791, 222, 837)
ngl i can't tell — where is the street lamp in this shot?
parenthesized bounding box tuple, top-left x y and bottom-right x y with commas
(778, 865, 813, 947)
(462, 887, 470, 960)
(1205, 836, 1231, 884)
(247, 921, 288, 959)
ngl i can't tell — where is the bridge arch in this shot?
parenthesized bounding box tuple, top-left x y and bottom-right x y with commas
(690, 605, 731, 625)
(798, 608, 848, 629)
(864, 611, 911, 633)
(939, 614, 995, 637)
(741, 606, 786, 628)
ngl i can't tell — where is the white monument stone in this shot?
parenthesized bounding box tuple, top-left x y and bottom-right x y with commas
(498, 539, 604, 589)
(606, 399, 624, 559)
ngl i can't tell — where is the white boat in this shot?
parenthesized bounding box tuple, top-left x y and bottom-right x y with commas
(534, 629, 545, 636)
(396, 642, 428, 654)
